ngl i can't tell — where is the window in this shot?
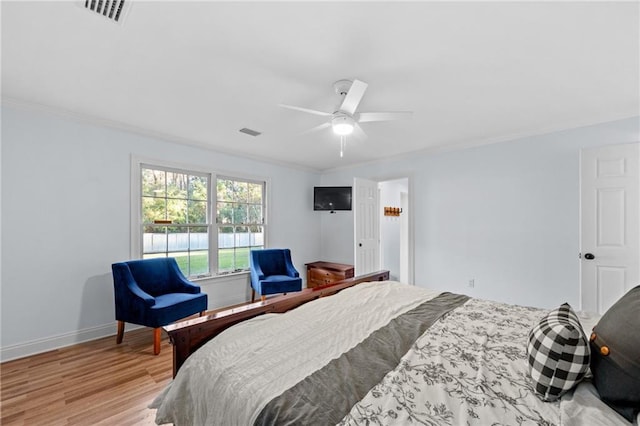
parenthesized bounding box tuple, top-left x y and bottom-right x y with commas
(140, 166, 211, 277)
(136, 162, 266, 278)
(216, 176, 265, 273)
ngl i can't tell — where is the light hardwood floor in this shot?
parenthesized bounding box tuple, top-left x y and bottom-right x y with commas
(1, 327, 173, 425)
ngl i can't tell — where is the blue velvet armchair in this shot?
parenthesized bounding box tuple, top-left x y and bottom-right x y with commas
(250, 249, 302, 302)
(112, 257, 208, 355)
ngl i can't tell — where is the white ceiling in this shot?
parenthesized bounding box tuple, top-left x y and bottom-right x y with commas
(2, 1, 639, 171)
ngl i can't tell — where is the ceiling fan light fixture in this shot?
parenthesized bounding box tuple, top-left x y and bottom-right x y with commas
(332, 114, 355, 135)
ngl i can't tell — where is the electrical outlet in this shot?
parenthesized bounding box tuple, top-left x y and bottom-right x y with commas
(468, 279, 475, 288)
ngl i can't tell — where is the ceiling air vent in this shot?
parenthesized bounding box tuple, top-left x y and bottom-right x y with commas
(83, 0, 131, 23)
(239, 128, 262, 137)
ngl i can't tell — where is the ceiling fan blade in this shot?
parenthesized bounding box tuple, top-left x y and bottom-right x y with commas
(339, 79, 368, 115)
(357, 111, 413, 123)
(301, 121, 331, 135)
(352, 123, 367, 140)
(279, 104, 332, 117)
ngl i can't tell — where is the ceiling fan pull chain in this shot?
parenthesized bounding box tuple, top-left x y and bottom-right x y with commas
(340, 135, 345, 158)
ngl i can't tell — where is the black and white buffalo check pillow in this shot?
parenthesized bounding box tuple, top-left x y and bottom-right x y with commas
(527, 303, 590, 401)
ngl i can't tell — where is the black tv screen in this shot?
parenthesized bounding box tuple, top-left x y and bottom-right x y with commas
(314, 186, 352, 211)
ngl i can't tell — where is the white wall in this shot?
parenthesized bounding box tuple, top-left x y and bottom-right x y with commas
(320, 117, 640, 309)
(2, 104, 638, 361)
(0, 105, 321, 360)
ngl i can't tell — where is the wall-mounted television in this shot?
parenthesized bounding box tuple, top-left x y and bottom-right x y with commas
(314, 186, 352, 212)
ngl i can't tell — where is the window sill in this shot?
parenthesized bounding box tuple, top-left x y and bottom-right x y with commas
(190, 270, 250, 284)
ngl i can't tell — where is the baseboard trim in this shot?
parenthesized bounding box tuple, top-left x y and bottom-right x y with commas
(0, 322, 142, 363)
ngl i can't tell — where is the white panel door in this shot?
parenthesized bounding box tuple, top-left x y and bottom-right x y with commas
(354, 178, 380, 275)
(581, 143, 639, 314)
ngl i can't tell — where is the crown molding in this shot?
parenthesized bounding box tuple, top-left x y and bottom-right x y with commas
(321, 113, 640, 174)
(1, 97, 322, 174)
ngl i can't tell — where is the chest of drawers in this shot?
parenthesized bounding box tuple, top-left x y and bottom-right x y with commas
(305, 261, 355, 288)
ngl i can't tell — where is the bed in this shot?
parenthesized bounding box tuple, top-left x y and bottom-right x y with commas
(151, 277, 636, 425)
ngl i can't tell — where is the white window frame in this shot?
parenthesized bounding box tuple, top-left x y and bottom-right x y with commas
(130, 156, 269, 279)
(215, 175, 267, 274)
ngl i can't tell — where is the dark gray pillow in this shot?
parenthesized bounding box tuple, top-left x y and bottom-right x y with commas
(589, 285, 640, 422)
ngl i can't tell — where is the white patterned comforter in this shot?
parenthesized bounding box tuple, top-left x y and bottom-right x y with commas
(340, 298, 629, 426)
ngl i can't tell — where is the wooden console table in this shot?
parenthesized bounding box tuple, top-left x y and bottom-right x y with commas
(305, 261, 355, 288)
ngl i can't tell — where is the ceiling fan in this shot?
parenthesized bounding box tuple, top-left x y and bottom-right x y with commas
(279, 79, 412, 156)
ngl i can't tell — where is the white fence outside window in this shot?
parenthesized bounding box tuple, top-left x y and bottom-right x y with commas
(143, 232, 264, 253)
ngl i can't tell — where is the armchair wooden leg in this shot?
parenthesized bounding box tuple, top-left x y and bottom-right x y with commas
(261, 295, 266, 302)
(199, 311, 206, 317)
(153, 328, 161, 355)
(116, 321, 125, 344)
(251, 289, 255, 303)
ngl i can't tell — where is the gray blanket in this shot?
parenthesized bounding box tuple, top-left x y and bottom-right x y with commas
(255, 292, 470, 425)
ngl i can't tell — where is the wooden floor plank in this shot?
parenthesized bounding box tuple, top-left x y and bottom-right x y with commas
(0, 328, 173, 425)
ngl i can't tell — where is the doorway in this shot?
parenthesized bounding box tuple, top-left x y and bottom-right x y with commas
(354, 176, 413, 283)
(379, 178, 410, 283)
